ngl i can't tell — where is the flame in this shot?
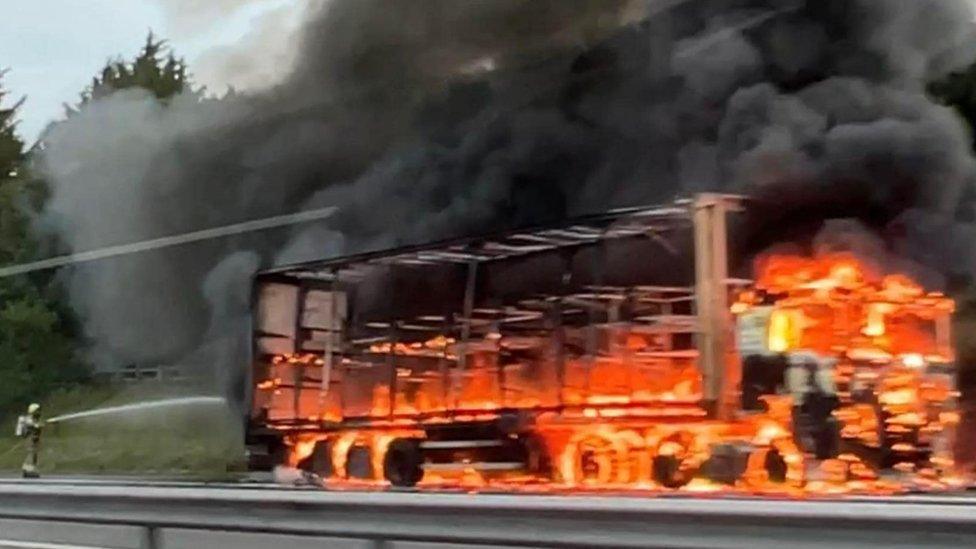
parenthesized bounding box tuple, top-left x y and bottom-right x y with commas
(289, 438, 318, 466)
(263, 251, 962, 497)
(863, 304, 888, 337)
(736, 252, 959, 491)
(901, 353, 926, 369)
(739, 253, 955, 363)
(768, 309, 801, 352)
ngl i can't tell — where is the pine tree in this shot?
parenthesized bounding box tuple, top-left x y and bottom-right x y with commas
(76, 32, 197, 109)
(0, 71, 24, 182)
(0, 72, 85, 415)
(0, 71, 30, 265)
(0, 32, 202, 416)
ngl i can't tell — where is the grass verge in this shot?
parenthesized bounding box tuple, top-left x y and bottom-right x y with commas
(0, 382, 245, 477)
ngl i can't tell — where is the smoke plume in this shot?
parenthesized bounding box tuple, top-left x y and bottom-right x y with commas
(35, 1, 976, 393)
(155, 0, 281, 38)
(184, 1, 313, 93)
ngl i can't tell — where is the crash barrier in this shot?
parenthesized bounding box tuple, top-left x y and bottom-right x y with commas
(0, 482, 973, 548)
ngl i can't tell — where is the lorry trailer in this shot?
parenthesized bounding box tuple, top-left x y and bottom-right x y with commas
(245, 194, 958, 492)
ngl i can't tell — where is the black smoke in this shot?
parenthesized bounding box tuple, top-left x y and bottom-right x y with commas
(34, 0, 976, 390)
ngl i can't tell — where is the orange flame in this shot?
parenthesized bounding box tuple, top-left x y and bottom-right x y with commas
(264, 252, 961, 496)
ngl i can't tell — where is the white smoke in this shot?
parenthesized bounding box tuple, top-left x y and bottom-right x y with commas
(154, 0, 279, 38)
(154, 0, 312, 93)
(191, 3, 309, 93)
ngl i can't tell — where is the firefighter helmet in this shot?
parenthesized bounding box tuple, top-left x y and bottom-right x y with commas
(27, 403, 40, 415)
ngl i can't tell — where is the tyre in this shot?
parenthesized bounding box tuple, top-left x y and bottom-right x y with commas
(652, 454, 694, 488)
(299, 440, 333, 477)
(347, 444, 374, 480)
(573, 436, 618, 484)
(653, 435, 697, 488)
(521, 434, 551, 477)
(384, 438, 424, 487)
(702, 443, 750, 485)
(764, 447, 788, 483)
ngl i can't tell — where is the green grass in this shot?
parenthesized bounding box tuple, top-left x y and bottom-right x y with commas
(0, 382, 246, 477)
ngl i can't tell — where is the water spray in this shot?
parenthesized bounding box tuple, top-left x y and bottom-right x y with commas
(45, 396, 227, 424)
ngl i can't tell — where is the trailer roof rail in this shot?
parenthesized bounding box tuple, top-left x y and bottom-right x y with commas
(258, 198, 713, 281)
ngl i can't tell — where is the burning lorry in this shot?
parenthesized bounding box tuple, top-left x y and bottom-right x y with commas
(245, 194, 959, 491)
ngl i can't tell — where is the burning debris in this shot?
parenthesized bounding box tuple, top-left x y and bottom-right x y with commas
(272, 465, 324, 488)
(248, 196, 965, 496)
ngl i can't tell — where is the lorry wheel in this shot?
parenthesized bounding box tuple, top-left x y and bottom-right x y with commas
(764, 448, 788, 483)
(653, 454, 694, 489)
(299, 440, 333, 478)
(702, 443, 750, 485)
(384, 438, 424, 487)
(521, 434, 550, 477)
(573, 436, 618, 484)
(346, 444, 374, 480)
(653, 434, 697, 488)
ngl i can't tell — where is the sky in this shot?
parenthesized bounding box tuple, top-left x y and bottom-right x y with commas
(0, 0, 305, 145)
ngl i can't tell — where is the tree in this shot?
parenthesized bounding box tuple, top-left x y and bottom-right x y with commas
(75, 32, 197, 109)
(0, 33, 203, 419)
(0, 73, 40, 265)
(0, 71, 24, 180)
(0, 72, 85, 415)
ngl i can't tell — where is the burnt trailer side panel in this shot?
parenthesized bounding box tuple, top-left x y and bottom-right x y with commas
(249, 252, 688, 428)
(244, 203, 699, 473)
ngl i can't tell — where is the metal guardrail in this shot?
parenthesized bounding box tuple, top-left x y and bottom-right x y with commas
(0, 483, 974, 548)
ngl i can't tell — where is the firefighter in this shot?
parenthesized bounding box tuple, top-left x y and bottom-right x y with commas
(20, 403, 43, 478)
(786, 351, 838, 406)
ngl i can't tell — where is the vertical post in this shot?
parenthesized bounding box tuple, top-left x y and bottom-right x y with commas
(292, 362, 303, 422)
(661, 295, 674, 351)
(384, 265, 399, 418)
(320, 273, 338, 415)
(293, 286, 308, 421)
(553, 298, 565, 408)
(457, 260, 478, 408)
(693, 194, 739, 420)
(491, 321, 505, 408)
(140, 525, 160, 549)
(621, 289, 636, 400)
(584, 301, 596, 401)
(608, 299, 621, 352)
(556, 255, 573, 408)
(337, 346, 346, 421)
(585, 236, 607, 401)
(937, 311, 953, 361)
(440, 314, 452, 413)
(387, 323, 399, 418)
